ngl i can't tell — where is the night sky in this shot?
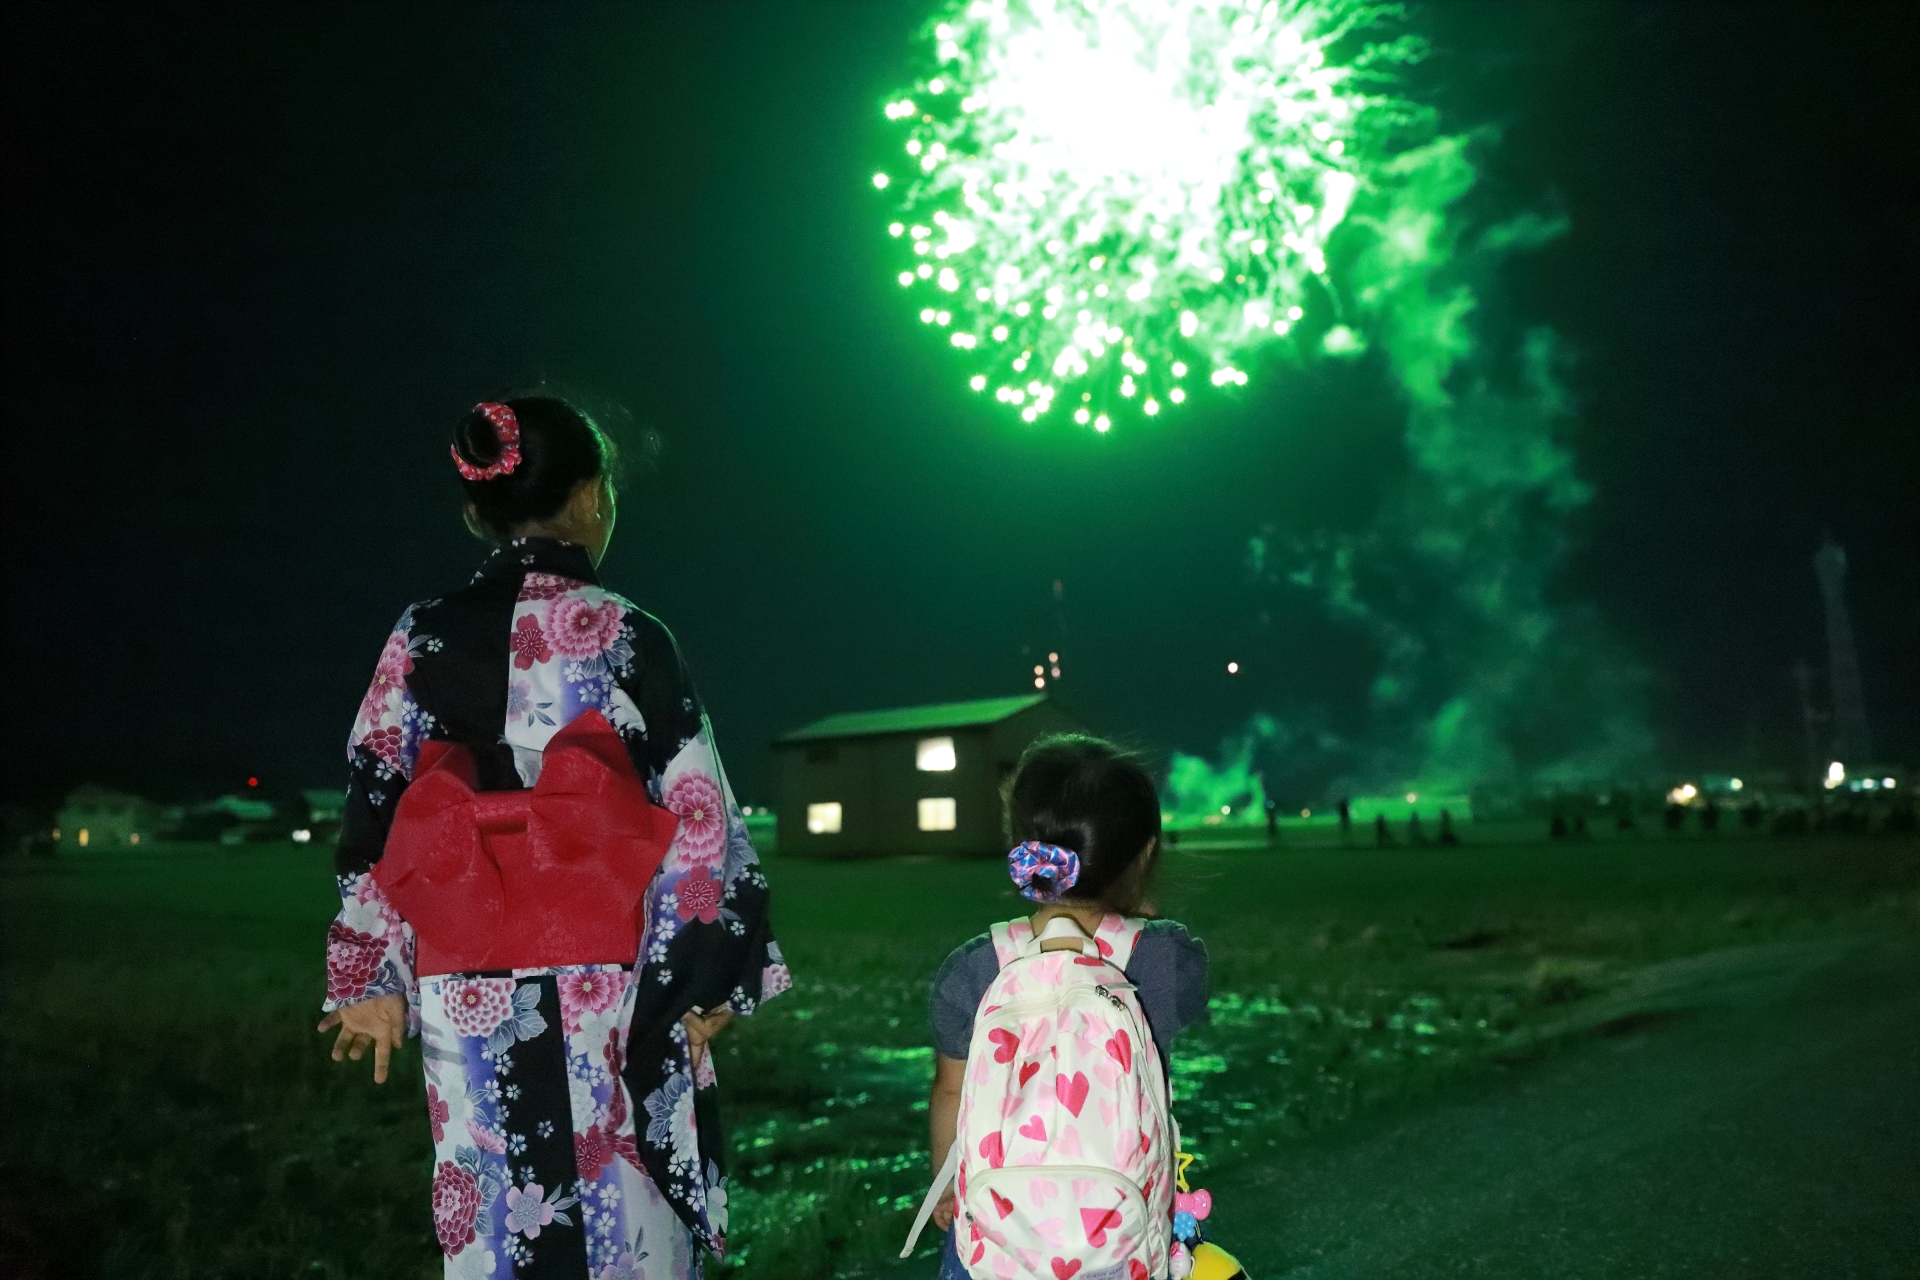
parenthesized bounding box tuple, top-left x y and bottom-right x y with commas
(6, 1, 1916, 811)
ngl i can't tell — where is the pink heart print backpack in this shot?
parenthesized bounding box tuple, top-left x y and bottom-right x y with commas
(903, 912, 1176, 1279)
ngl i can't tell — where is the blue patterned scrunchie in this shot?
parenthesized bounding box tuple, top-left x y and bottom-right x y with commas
(1007, 840, 1081, 903)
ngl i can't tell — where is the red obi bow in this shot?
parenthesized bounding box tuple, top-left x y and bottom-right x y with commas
(374, 710, 678, 977)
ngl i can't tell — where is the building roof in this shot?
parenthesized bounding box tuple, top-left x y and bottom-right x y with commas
(62, 784, 151, 808)
(777, 694, 1052, 744)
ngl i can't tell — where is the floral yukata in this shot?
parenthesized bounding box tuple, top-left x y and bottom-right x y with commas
(323, 538, 790, 1280)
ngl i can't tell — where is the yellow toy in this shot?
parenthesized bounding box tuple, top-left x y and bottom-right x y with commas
(1168, 1151, 1249, 1280)
(1190, 1241, 1249, 1280)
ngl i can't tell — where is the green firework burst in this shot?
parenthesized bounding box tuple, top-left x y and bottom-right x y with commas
(875, 0, 1420, 427)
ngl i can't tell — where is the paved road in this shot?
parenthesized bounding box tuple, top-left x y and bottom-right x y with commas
(1209, 935, 1920, 1278)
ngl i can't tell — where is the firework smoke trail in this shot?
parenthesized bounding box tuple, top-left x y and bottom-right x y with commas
(1192, 135, 1652, 806)
(872, 0, 1648, 802)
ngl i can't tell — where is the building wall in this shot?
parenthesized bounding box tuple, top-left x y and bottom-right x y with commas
(55, 799, 157, 849)
(773, 703, 1087, 857)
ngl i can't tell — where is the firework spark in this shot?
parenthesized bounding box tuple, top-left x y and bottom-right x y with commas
(876, 0, 1415, 425)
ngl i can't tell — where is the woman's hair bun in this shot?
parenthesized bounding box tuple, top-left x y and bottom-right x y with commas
(453, 395, 616, 540)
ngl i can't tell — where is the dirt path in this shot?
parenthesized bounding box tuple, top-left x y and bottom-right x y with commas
(1208, 935, 1920, 1277)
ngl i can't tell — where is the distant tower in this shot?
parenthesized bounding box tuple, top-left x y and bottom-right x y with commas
(1812, 540, 1870, 766)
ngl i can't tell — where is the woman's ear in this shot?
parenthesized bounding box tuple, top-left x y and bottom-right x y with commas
(563, 477, 603, 524)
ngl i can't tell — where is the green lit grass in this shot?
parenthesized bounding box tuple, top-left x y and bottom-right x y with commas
(2, 836, 1915, 1278)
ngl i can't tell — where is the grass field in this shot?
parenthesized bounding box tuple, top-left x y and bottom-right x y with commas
(2, 832, 1916, 1279)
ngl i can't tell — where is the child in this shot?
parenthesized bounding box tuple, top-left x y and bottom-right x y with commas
(921, 734, 1210, 1279)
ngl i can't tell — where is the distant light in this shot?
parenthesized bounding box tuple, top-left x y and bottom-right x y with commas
(1861, 779, 1878, 790)
(1226, 661, 1239, 674)
(248, 777, 259, 788)
(1405, 792, 1417, 804)
(970, 374, 988, 390)
(291, 829, 312, 844)
(916, 736, 958, 772)
(1729, 778, 1744, 791)
(1668, 783, 1698, 804)
(128, 832, 141, 845)
(78, 828, 89, 847)
(1034, 665, 1045, 675)
(1825, 761, 1846, 789)
(1034, 677, 1046, 688)
(1048, 652, 1059, 662)
(1885, 778, 1898, 788)
(1300, 808, 1310, 818)
(1094, 415, 1111, 432)
(1050, 666, 1061, 678)
(806, 802, 843, 835)
(1220, 805, 1231, 815)
(918, 796, 958, 831)
(872, 173, 890, 188)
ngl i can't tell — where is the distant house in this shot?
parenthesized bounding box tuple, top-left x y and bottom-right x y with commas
(55, 785, 159, 849)
(299, 788, 346, 843)
(772, 695, 1085, 857)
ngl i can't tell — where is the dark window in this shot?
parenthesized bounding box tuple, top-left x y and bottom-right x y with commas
(806, 743, 839, 764)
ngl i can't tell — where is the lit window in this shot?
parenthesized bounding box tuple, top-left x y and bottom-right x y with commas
(916, 736, 957, 772)
(918, 797, 957, 832)
(806, 803, 843, 835)
(77, 828, 90, 847)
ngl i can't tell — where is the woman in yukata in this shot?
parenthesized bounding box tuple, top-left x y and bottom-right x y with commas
(317, 396, 789, 1279)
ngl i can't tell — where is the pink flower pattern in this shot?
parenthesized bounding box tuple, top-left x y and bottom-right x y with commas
(663, 771, 726, 865)
(505, 1182, 557, 1238)
(358, 632, 407, 718)
(510, 613, 553, 670)
(558, 970, 624, 1033)
(324, 924, 385, 1004)
(431, 1161, 480, 1255)
(442, 978, 515, 1039)
(547, 596, 626, 660)
(518, 573, 574, 602)
(426, 1083, 449, 1144)
(673, 866, 723, 924)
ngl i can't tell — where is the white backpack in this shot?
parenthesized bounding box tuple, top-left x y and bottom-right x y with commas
(904, 913, 1175, 1280)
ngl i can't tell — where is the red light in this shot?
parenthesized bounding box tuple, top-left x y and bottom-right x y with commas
(247, 777, 259, 787)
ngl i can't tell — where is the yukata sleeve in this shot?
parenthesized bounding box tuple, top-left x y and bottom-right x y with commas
(320, 611, 437, 1032)
(615, 616, 785, 1251)
(630, 626, 789, 1018)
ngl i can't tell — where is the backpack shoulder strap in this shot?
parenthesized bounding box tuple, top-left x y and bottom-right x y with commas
(989, 918, 1031, 968)
(1095, 913, 1150, 970)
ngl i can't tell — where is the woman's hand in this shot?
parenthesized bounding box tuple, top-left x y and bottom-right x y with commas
(681, 1005, 734, 1050)
(317, 993, 408, 1083)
